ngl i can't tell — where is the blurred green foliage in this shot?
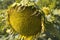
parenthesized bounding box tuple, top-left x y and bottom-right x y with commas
(0, 0, 15, 9)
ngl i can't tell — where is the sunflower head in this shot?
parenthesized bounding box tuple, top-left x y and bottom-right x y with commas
(7, 2, 42, 37)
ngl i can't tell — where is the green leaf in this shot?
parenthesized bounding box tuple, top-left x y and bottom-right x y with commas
(16, 0, 22, 3)
(48, 0, 56, 10)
